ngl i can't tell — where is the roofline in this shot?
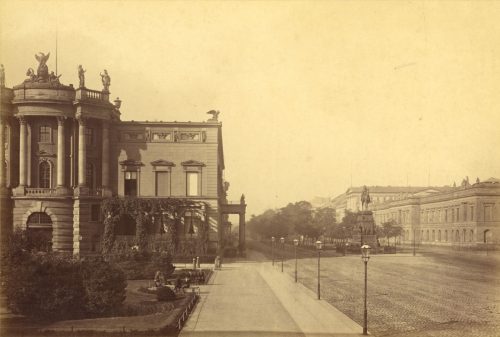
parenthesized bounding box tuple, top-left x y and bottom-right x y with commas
(117, 120, 222, 127)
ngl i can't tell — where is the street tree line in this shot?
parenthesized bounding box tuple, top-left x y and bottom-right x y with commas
(248, 201, 403, 246)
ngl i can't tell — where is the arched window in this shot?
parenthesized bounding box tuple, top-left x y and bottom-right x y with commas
(445, 230, 448, 242)
(26, 212, 53, 252)
(470, 229, 474, 242)
(438, 230, 441, 241)
(426, 230, 429, 241)
(39, 161, 51, 188)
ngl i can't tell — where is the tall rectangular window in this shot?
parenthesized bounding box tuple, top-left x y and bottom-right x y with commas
(124, 171, 138, 196)
(85, 127, 94, 145)
(155, 171, 169, 196)
(484, 205, 492, 221)
(90, 204, 100, 222)
(186, 172, 199, 196)
(39, 126, 51, 143)
(470, 206, 474, 221)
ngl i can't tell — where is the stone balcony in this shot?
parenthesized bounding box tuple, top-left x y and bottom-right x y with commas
(75, 88, 109, 103)
(18, 187, 106, 198)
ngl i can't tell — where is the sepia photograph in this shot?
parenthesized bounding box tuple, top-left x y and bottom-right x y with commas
(0, 1, 499, 336)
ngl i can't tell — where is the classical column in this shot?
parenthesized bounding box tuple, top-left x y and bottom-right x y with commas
(18, 116, 27, 187)
(101, 120, 109, 189)
(56, 117, 66, 187)
(77, 117, 86, 187)
(0, 118, 5, 188)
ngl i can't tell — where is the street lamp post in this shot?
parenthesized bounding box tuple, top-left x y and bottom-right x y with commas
(293, 239, 299, 282)
(271, 236, 275, 266)
(413, 229, 416, 256)
(315, 240, 322, 300)
(280, 237, 285, 272)
(361, 244, 371, 335)
(343, 226, 346, 256)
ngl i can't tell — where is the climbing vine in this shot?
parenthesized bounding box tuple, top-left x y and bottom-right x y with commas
(100, 197, 209, 255)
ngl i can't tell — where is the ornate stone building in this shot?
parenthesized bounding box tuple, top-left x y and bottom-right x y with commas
(0, 54, 246, 255)
(329, 180, 500, 246)
(371, 178, 500, 246)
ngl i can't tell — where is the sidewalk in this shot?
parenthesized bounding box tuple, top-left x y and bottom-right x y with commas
(180, 251, 364, 337)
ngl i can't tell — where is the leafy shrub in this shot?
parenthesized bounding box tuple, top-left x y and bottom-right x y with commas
(2, 232, 127, 320)
(3, 253, 86, 320)
(112, 251, 174, 280)
(156, 286, 176, 301)
(80, 258, 127, 316)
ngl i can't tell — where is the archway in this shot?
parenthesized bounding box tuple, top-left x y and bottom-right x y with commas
(115, 214, 136, 235)
(484, 229, 491, 243)
(26, 212, 53, 251)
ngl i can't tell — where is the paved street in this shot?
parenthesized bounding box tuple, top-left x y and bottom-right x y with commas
(180, 251, 363, 337)
(279, 248, 500, 337)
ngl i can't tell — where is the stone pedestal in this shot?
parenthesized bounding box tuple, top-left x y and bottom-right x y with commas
(353, 211, 379, 253)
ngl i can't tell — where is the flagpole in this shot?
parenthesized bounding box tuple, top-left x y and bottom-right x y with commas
(55, 28, 58, 75)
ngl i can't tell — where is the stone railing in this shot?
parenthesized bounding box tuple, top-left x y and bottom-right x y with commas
(25, 188, 57, 196)
(75, 88, 109, 102)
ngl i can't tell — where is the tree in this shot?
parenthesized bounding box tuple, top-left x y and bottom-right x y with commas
(313, 207, 336, 240)
(380, 220, 403, 246)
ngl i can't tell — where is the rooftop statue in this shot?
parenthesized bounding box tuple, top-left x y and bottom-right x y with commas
(78, 65, 86, 88)
(35, 52, 50, 81)
(207, 110, 220, 121)
(49, 71, 62, 85)
(100, 69, 111, 92)
(0, 64, 5, 87)
(361, 185, 371, 211)
(25, 68, 36, 82)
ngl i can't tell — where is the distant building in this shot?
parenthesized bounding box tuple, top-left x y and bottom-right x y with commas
(328, 179, 500, 245)
(0, 55, 246, 255)
(328, 185, 451, 221)
(372, 178, 500, 246)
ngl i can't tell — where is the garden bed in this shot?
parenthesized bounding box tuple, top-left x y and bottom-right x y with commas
(2, 280, 199, 336)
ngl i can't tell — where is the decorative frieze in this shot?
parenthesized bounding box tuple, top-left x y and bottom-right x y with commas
(119, 128, 207, 143)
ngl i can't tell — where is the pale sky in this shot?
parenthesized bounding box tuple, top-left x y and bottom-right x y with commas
(1, 1, 500, 215)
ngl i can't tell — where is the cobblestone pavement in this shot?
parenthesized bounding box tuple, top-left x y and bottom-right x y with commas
(277, 250, 500, 337)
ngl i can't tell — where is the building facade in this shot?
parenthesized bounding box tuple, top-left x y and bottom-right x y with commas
(329, 181, 500, 246)
(0, 55, 245, 255)
(371, 179, 500, 246)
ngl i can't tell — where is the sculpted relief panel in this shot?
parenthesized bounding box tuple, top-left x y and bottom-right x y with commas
(120, 129, 207, 143)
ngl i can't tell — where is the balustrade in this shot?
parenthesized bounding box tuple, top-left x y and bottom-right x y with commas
(75, 88, 106, 101)
(25, 188, 57, 196)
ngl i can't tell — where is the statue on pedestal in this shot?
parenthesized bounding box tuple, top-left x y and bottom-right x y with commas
(0, 64, 5, 87)
(100, 69, 111, 92)
(361, 185, 371, 211)
(206, 110, 220, 121)
(78, 65, 86, 88)
(35, 52, 50, 81)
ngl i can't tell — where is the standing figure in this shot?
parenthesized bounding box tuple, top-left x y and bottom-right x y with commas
(100, 69, 111, 91)
(0, 64, 5, 87)
(78, 65, 86, 88)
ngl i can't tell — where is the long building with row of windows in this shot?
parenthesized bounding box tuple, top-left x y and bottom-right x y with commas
(0, 54, 246, 255)
(327, 180, 500, 245)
